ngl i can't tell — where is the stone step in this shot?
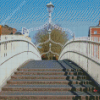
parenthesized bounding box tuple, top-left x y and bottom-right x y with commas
(0, 91, 100, 100)
(11, 75, 67, 80)
(20, 61, 66, 69)
(11, 75, 88, 80)
(58, 61, 82, 71)
(17, 68, 82, 72)
(7, 79, 92, 85)
(62, 61, 81, 69)
(0, 60, 99, 100)
(14, 71, 84, 75)
(2, 84, 96, 92)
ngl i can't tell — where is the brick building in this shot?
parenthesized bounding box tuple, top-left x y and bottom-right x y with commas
(88, 20, 100, 58)
(13, 28, 17, 34)
(88, 20, 100, 40)
(0, 25, 17, 35)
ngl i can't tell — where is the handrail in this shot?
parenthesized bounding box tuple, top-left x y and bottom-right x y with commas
(59, 50, 100, 65)
(0, 51, 40, 66)
(0, 39, 41, 56)
(60, 37, 100, 57)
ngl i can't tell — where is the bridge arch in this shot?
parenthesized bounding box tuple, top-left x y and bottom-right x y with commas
(0, 35, 41, 90)
(59, 37, 100, 85)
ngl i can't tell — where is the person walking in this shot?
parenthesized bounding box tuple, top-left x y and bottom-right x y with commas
(53, 55, 56, 60)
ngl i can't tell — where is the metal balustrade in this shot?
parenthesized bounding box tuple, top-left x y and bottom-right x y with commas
(59, 37, 100, 85)
(0, 35, 41, 65)
(0, 35, 41, 91)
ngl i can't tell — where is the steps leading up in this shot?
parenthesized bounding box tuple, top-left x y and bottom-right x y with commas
(2, 84, 96, 92)
(11, 75, 88, 80)
(0, 60, 100, 100)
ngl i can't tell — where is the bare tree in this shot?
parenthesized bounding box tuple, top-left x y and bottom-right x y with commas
(34, 25, 68, 60)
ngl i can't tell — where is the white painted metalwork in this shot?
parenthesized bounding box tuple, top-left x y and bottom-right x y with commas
(23, 2, 74, 57)
(0, 35, 41, 91)
(46, 2, 54, 24)
(59, 37, 100, 85)
(35, 2, 63, 57)
(41, 43, 59, 56)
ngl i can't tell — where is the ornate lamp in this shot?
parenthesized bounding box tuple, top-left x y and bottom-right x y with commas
(46, 2, 54, 24)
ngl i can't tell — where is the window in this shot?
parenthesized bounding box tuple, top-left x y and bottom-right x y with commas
(4, 44, 6, 50)
(6, 43, 7, 50)
(94, 31, 97, 34)
(4, 43, 7, 50)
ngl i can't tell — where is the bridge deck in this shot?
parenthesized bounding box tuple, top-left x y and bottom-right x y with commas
(0, 60, 100, 100)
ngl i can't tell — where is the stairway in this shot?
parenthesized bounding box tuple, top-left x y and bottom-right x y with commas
(0, 60, 100, 100)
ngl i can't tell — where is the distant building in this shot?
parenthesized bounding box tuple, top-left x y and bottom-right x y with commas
(88, 20, 100, 41)
(88, 20, 100, 58)
(14, 32, 31, 41)
(26, 36, 31, 41)
(1, 25, 17, 35)
(13, 28, 17, 34)
(14, 32, 23, 35)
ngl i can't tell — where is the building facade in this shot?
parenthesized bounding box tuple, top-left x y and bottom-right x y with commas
(88, 20, 100, 59)
(13, 28, 17, 34)
(89, 20, 100, 41)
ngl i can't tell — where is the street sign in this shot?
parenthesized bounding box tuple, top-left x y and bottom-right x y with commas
(22, 27, 29, 36)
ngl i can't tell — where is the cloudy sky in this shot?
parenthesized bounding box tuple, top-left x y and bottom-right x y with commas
(0, 0, 100, 42)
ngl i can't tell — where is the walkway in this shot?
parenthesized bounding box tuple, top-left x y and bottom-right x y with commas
(0, 60, 100, 100)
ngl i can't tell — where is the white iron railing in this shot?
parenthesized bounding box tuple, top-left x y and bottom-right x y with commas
(59, 37, 100, 85)
(0, 35, 41, 91)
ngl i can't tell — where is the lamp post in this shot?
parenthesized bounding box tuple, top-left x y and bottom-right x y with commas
(49, 43, 51, 51)
(37, 2, 61, 58)
(48, 28, 51, 40)
(49, 43, 52, 60)
(46, 2, 54, 24)
(47, 1, 54, 59)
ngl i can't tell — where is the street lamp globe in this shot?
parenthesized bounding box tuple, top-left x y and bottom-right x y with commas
(46, 2, 54, 13)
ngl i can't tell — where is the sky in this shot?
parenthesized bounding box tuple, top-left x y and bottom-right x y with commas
(0, 0, 100, 43)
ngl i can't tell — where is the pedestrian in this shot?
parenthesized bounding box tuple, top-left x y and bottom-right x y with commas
(53, 55, 56, 60)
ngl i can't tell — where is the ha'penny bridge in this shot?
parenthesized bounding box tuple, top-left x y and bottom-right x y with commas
(0, 2, 100, 100)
